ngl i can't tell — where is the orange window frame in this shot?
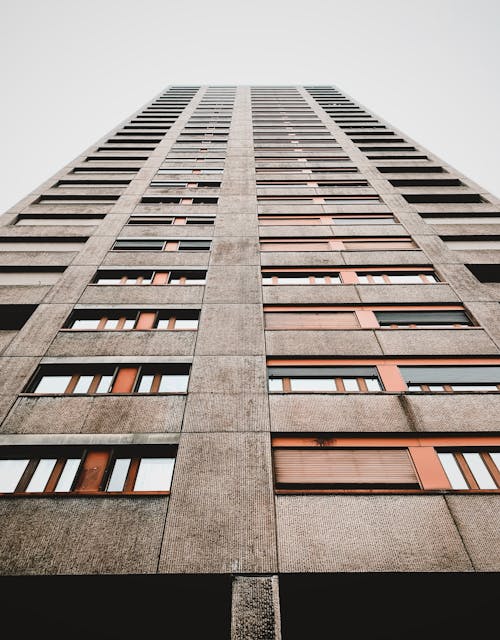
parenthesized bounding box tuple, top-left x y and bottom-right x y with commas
(272, 435, 500, 494)
(263, 304, 471, 330)
(260, 237, 416, 252)
(1, 446, 175, 497)
(261, 266, 439, 284)
(267, 357, 500, 393)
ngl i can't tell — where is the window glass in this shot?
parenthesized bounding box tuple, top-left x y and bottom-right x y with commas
(463, 453, 496, 489)
(72, 319, 100, 329)
(122, 319, 135, 329)
(137, 374, 155, 393)
(106, 458, 131, 492)
(96, 278, 120, 285)
(278, 276, 310, 284)
(54, 459, 81, 492)
(174, 319, 198, 329)
(26, 459, 57, 492)
(104, 319, 119, 329)
(343, 378, 359, 391)
(0, 459, 30, 492)
(133, 458, 175, 491)
(268, 378, 283, 391)
(73, 375, 94, 394)
(290, 378, 336, 391)
(450, 385, 497, 391)
(438, 453, 468, 489)
(366, 378, 382, 391)
(95, 375, 113, 394)
(491, 452, 500, 471)
(35, 375, 72, 394)
(387, 275, 423, 284)
(158, 374, 189, 392)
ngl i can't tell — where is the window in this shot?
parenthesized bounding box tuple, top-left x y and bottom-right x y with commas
(442, 236, 500, 250)
(257, 195, 381, 204)
(93, 270, 206, 285)
(150, 180, 221, 188)
(0, 305, 37, 329)
(374, 309, 472, 328)
(421, 214, 500, 225)
(0, 445, 176, 495)
(268, 366, 383, 393)
(258, 214, 396, 226)
(127, 215, 215, 225)
(264, 306, 471, 330)
(15, 214, 105, 226)
(112, 239, 211, 252)
(355, 271, 439, 284)
(403, 194, 485, 204)
(272, 435, 500, 493)
(465, 264, 500, 283)
(157, 168, 223, 174)
(0, 238, 87, 252)
(140, 196, 218, 204)
(27, 364, 190, 395)
(262, 269, 439, 286)
(401, 365, 500, 392)
(268, 358, 500, 393)
(66, 309, 199, 331)
(260, 238, 416, 252)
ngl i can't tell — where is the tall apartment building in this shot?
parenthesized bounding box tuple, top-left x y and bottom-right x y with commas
(0, 85, 499, 638)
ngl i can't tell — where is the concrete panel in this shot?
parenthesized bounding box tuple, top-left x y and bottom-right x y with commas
(103, 251, 210, 267)
(189, 355, 268, 394)
(214, 214, 258, 237)
(119, 225, 214, 238)
(265, 330, 382, 356)
(376, 329, 498, 356)
(0, 285, 52, 305)
(0, 331, 16, 354)
(342, 251, 428, 265)
(47, 330, 196, 357)
(2, 396, 96, 433)
(405, 394, 500, 431)
(183, 392, 269, 431)
(0, 357, 39, 397)
(276, 495, 472, 572)
(210, 237, 260, 265)
(159, 433, 277, 573)
(446, 496, 500, 571)
(196, 304, 265, 355)
(263, 284, 360, 305)
(269, 394, 410, 431)
(83, 395, 186, 433)
(261, 251, 345, 267)
(356, 284, 459, 304)
(4, 304, 73, 357)
(0, 497, 168, 575)
(80, 284, 204, 305)
(204, 266, 261, 303)
(42, 266, 96, 304)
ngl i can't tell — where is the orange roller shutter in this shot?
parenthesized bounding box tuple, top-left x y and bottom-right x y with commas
(274, 449, 419, 485)
(265, 311, 360, 330)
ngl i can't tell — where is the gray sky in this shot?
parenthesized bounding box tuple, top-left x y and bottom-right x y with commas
(1, 0, 499, 212)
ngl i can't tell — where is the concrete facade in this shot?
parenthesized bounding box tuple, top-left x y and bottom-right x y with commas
(0, 84, 499, 638)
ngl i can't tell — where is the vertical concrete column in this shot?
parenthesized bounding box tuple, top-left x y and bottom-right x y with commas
(231, 575, 282, 640)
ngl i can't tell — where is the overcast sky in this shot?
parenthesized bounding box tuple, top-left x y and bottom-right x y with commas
(1, 0, 499, 212)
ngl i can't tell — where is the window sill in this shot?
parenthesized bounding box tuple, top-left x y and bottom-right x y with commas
(20, 392, 187, 398)
(0, 491, 170, 498)
(275, 489, 500, 495)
